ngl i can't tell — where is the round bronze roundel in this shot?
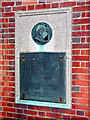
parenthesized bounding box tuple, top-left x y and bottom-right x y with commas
(31, 22, 52, 45)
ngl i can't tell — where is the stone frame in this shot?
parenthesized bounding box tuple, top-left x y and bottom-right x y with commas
(15, 8, 72, 108)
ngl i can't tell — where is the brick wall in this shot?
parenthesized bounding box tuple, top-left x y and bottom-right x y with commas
(0, 0, 90, 119)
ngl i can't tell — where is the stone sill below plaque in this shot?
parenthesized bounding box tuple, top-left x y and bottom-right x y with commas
(16, 99, 71, 109)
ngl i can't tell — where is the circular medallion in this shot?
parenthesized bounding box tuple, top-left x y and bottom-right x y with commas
(31, 22, 52, 45)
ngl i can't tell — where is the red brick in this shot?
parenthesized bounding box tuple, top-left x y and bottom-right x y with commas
(2, 66, 9, 70)
(72, 80, 88, 86)
(3, 87, 15, 92)
(5, 18, 8, 22)
(77, 110, 84, 116)
(72, 68, 88, 73)
(86, 12, 90, 17)
(0, 50, 4, 54)
(77, 2, 85, 5)
(63, 115, 70, 119)
(2, 97, 9, 101)
(9, 28, 15, 33)
(3, 55, 15, 60)
(81, 25, 85, 30)
(4, 29, 8, 33)
(60, 2, 76, 7)
(72, 98, 88, 104)
(2, 23, 14, 28)
(59, 109, 75, 115)
(4, 81, 8, 86)
(72, 25, 80, 30)
(9, 61, 15, 65)
(72, 31, 89, 37)
(16, 1, 22, 5)
(0, 18, 4, 23)
(81, 50, 90, 55)
(0, 8, 4, 12)
(0, 39, 4, 43)
(82, 12, 85, 17)
(81, 37, 85, 43)
(86, 62, 90, 67)
(13, 6, 26, 11)
(2, 34, 15, 38)
(5, 39, 8, 44)
(35, 4, 50, 9)
(2, 2, 14, 7)
(71, 116, 88, 119)
(72, 92, 88, 98)
(73, 18, 88, 24)
(80, 87, 86, 92)
(9, 98, 15, 102)
(28, 116, 34, 120)
(51, 108, 58, 112)
(39, 112, 45, 116)
(35, 117, 49, 120)
(2, 23, 9, 28)
(73, 6, 90, 12)
(86, 37, 90, 42)
(35, 106, 50, 111)
(2, 92, 15, 98)
(0, 29, 4, 33)
(52, 3, 59, 8)
(46, 112, 62, 119)
(9, 18, 15, 22)
(14, 104, 27, 109)
(2, 12, 15, 17)
(72, 104, 88, 110)
(9, 71, 15, 76)
(2, 44, 15, 49)
(14, 114, 26, 119)
(28, 5, 34, 10)
(5, 7, 11, 12)
(72, 50, 80, 54)
(86, 25, 90, 30)
(24, 110, 37, 115)
(7, 103, 14, 107)
(2, 102, 6, 106)
(72, 62, 80, 67)
(81, 62, 86, 67)
(72, 56, 89, 61)
(7, 113, 13, 117)
(0, 82, 3, 86)
(73, 13, 80, 18)
(28, 105, 35, 109)
(3, 76, 15, 81)
(1, 112, 6, 117)
(9, 23, 15, 27)
(3, 107, 15, 112)
(9, 82, 15, 86)
(17, 109, 23, 113)
(8, 50, 15, 54)
(72, 44, 89, 49)
(85, 111, 90, 117)
(86, 87, 89, 92)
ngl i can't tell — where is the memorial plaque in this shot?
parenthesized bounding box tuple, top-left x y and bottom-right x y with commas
(31, 22, 52, 45)
(20, 52, 66, 103)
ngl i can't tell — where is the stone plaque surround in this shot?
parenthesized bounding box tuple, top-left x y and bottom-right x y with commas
(15, 8, 72, 108)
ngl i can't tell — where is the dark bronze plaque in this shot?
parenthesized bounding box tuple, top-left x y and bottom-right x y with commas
(20, 52, 66, 103)
(31, 22, 52, 45)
